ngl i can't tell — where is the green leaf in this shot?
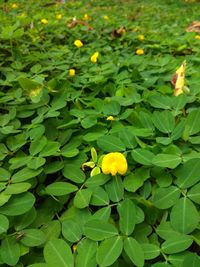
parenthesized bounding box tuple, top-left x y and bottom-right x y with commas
(186, 109, 200, 136)
(187, 182, 200, 204)
(97, 135, 125, 152)
(27, 264, 48, 267)
(74, 189, 92, 208)
(161, 235, 193, 254)
(20, 229, 46, 247)
(4, 182, 31, 195)
(170, 197, 200, 234)
(141, 243, 160, 260)
(131, 149, 154, 165)
(81, 116, 97, 129)
(151, 186, 181, 209)
(62, 219, 82, 242)
(12, 167, 42, 183)
(90, 187, 109, 206)
(44, 238, 74, 267)
(0, 167, 11, 181)
(124, 168, 150, 192)
(124, 237, 144, 267)
(96, 236, 123, 267)
(41, 220, 61, 242)
(45, 182, 78, 196)
(156, 221, 182, 240)
(105, 176, 124, 202)
(182, 253, 200, 267)
(27, 157, 46, 170)
(84, 219, 118, 241)
(92, 206, 111, 221)
(174, 159, 200, 189)
(85, 173, 110, 187)
(0, 237, 20, 266)
(148, 94, 172, 109)
(118, 128, 137, 149)
(0, 214, 9, 234)
(29, 136, 47, 156)
(15, 207, 37, 231)
(62, 164, 85, 183)
(18, 77, 42, 92)
(152, 154, 181, 169)
(0, 191, 11, 207)
(152, 110, 175, 133)
(0, 143, 9, 160)
(0, 192, 35, 216)
(117, 199, 136, 235)
(103, 101, 121, 115)
(39, 141, 60, 157)
(76, 238, 98, 267)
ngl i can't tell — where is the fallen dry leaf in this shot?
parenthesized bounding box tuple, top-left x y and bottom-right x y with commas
(186, 21, 200, 33)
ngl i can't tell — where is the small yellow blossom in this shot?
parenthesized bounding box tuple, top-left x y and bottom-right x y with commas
(195, 35, 200, 40)
(11, 3, 18, 9)
(72, 244, 77, 253)
(83, 14, 89, 20)
(103, 15, 109, 20)
(41, 19, 48, 25)
(138, 34, 145, 41)
(136, 49, 144, 55)
(90, 52, 99, 63)
(56, 14, 62, 20)
(106, 116, 115, 121)
(74, 40, 83, 48)
(29, 88, 42, 97)
(101, 152, 128, 176)
(172, 61, 186, 96)
(69, 69, 75, 76)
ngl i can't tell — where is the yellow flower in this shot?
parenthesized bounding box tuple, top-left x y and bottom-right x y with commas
(41, 19, 48, 25)
(83, 14, 89, 20)
(56, 14, 62, 20)
(11, 3, 18, 8)
(138, 34, 145, 41)
(69, 69, 75, 76)
(172, 61, 186, 96)
(72, 244, 77, 253)
(90, 52, 99, 63)
(106, 116, 115, 121)
(195, 35, 200, 40)
(103, 15, 109, 20)
(136, 49, 144, 55)
(74, 40, 83, 48)
(101, 152, 128, 176)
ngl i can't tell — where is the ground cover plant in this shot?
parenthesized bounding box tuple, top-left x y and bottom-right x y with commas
(0, 0, 200, 266)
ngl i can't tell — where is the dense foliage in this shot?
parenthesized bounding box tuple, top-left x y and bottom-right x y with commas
(0, 0, 200, 266)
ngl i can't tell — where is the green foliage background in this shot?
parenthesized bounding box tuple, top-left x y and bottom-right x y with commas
(0, 0, 200, 266)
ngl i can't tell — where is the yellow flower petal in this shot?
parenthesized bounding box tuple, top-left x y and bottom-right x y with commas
(138, 34, 145, 41)
(69, 69, 75, 76)
(195, 35, 200, 40)
(83, 14, 89, 20)
(11, 3, 18, 9)
(172, 61, 186, 96)
(74, 40, 83, 48)
(56, 14, 62, 20)
(41, 19, 48, 25)
(90, 52, 99, 63)
(101, 152, 128, 176)
(106, 116, 115, 121)
(136, 49, 144, 55)
(103, 15, 109, 20)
